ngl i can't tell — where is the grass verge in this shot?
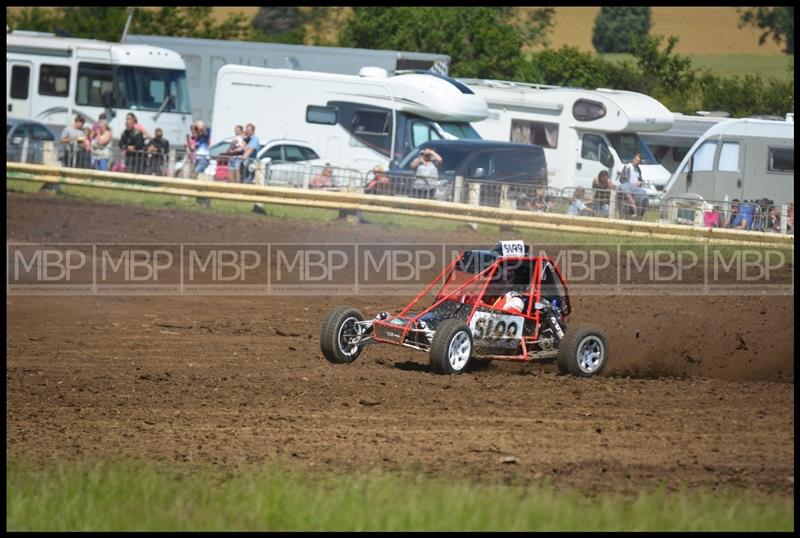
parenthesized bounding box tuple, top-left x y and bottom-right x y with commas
(6, 459, 794, 531)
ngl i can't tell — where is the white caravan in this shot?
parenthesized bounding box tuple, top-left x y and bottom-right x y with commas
(640, 113, 728, 173)
(663, 117, 794, 203)
(210, 65, 489, 172)
(461, 79, 673, 191)
(6, 30, 193, 148)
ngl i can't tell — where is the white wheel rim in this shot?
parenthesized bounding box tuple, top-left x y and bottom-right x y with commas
(448, 331, 471, 371)
(337, 316, 361, 357)
(577, 335, 605, 374)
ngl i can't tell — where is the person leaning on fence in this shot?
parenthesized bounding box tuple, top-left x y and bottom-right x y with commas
(193, 121, 211, 176)
(241, 123, 260, 184)
(119, 113, 146, 174)
(310, 164, 335, 189)
(567, 187, 595, 217)
(145, 128, 170, 176)
(91, 119, 112, 171)
(591, 170, 612, 217)
(60, 115, 86, 167)
(618, 153, 648, 219)
(364, 164, 392, 195)
(77, 127, 93, 169)
(524, 185, 551, 212)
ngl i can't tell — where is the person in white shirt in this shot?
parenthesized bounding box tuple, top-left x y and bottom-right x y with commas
(410, 148, 443, 198)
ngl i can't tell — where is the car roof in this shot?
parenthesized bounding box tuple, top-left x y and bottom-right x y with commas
(213, 137, 317, 150)
(419, 139, 541, 151)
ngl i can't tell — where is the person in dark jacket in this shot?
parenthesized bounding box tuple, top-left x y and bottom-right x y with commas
(144, 128, 170, 175)
(119, 113, 145, 174)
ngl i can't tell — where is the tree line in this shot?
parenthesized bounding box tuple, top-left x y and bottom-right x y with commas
(6, 6, 793, 118)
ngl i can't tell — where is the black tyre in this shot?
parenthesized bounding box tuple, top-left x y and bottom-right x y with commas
(320, 306, 365, 364)
(429, 319, 473, 375)
(556, 323, 609, 377)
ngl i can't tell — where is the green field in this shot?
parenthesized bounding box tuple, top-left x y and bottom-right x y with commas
(601, 53, 793, 80)
(6, 459, 793, 532)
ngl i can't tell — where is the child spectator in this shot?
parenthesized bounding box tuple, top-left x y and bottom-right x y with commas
(364, 165, 391, 195)
(591, 170, 612, 217)
(310, 164, 334, 189)
(526, 185, 551, 212)
(91, 119, 112, 171)
(567, 187, 595, 217)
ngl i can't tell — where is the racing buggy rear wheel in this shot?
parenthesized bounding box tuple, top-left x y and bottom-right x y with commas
(429, 319, 473, 375)
(321, 306, 365, 364)
(557, 323, 608, 377)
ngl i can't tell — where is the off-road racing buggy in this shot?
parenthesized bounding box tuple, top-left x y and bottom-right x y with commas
(320, 241, 609, 377)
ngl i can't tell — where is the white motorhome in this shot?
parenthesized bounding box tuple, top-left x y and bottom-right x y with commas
(461, 79, 674, 191)
(210, 65, 489, 172)
(640, 113, 729, 173)
(124, 34, 450, 125)
(6, 30, 193, 148)
(663, 117, 794, 203)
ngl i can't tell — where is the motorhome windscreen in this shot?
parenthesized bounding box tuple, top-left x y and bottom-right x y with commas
(115, 66, 191, 114)
(439, 122, 482, 140)
(606, 133, 658, 165)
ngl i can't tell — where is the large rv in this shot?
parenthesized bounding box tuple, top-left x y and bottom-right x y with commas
(461, 79, 674, 192)
(640, 113, 728, 173)
(662, 117, 794, 203)
(210, 65, 488, 172)
(6, 31, 193, 148)
(123, 34, 450, 125)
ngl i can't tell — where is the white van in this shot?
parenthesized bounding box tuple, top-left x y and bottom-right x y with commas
(663, 117, 794, 203)
(7, 30, 193, 148)
(210, 65, 489, 173)
(461, 79, 673, 192)
(640, 113, 728, 173)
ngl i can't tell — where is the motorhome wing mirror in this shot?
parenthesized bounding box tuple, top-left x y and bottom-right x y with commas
(601, 151, 614, 168)
(11, 136, 23, 145)
(390, 159, 399, 169)
(473, 167, 487, 179)
(686, 156, 694, 187)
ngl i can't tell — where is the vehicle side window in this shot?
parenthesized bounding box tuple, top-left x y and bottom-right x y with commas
(284, 145, 306, 162)
(76, 63, 114, 107)
(306, 105, 337, 125)
(10, 65, 31, 100)
(768, 147, 793, 173)
(30, 124, 54, 141)
(492, 150, 539, 179)
(11, 124, 31, 139)
(39, 65, 70, 97)
(263, 146, 283, 161)
(717, 141, 740, 172)
(581, 134, 612, 167)
(300, 147, 320, 160)
(467, 152, 493, 177)
(411, 121, 442, 148)
(510, 119, 558, 149)
(692, 141, 717, 172)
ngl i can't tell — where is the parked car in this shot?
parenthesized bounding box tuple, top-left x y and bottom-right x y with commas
(386, 139, 547, 203)
(6, 118, 58, 163)
(174, 137, 324, 184)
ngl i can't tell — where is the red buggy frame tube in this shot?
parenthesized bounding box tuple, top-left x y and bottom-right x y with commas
(398, 254, 461, 317)
(467, 262, 499, 321)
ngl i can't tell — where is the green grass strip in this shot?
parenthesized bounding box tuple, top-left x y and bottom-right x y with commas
(6, 459, 794, 531)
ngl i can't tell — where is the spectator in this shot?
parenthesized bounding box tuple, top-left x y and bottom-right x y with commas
(145, 128, 170, 176)
(91, 119, 112, 171)
(119, 113, 146, 174)
(410, 148, 442, 198)
(226, 125, 246, 183)
(193, 121, 211, 176)
(241, 123, 260, 184)
(703, 205, 722, 228)
(364, 164, 391, 195)
(591, 170, 613, 217)
(91, 113, 107, 138)
(567, 187, 595, 217)
(60, 114, 86, 167)
(728, 200, 755, 230)
(618, 153, 648, 218)
(309, 164, 334, 188)
(525, 185, 551, 212)
(786, 203, 794, 234)
(764, 206, 781, 233)
(77, 127, 93, 168)
(125, 112, 151, 140)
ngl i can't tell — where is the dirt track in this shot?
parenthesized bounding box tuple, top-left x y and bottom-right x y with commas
(6, 193, 795, 495)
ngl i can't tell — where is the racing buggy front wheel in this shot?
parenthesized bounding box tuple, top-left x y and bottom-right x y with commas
(557, 323, 609, 377)
(321, 306, 365, 364)
(429, 319, 473, 375)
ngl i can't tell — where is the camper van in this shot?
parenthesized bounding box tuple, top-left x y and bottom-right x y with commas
(662, 117, 794, 203)
(6, 31, 193, 148)
(461, 79, 673, 192)
(210, 65, 488, 173)
(640, 113, 728, 173)
(124, 34, 450, 126)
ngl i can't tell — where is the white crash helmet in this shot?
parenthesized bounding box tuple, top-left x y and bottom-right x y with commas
(502, 290, 524, 313)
